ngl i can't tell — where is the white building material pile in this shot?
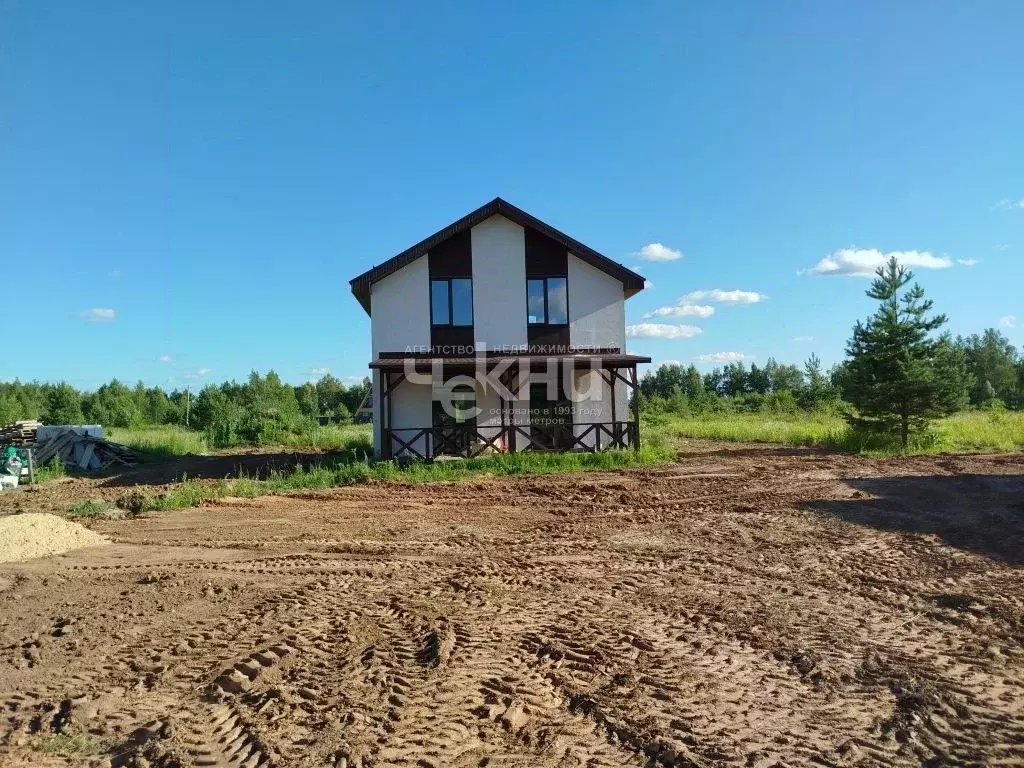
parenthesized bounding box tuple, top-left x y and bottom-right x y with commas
(30, 426, 139, 472)
(0, 423, 139, 473)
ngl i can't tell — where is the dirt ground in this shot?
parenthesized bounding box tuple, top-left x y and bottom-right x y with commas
(0, 445, 1022, 767)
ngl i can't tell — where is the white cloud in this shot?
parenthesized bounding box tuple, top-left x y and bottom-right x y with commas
(183, 367, 211, 380)
(1000, 315, 1018, 329)
(634, 243, 683, 262)
(956, 258, 980, 267)
(792, 335, 814, 342)
(109, 269, 121, 278)
(159, 355, 173, 363)
(994, 243, 1009, 252)
(644, 304, 715, 319)
(643, 279, 654, 289)
(625, 323, 703, 340)
(802, 247, 952, 277)
(681, 288, 766, 305)
(995, 198, 1024, 211)
(308, 367, 331, 377)
(77, 308, 115, 323)
(659, 359, 683, 367)
(695, 352, 753, 364)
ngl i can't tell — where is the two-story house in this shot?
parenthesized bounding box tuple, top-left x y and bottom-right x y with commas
(350, 197, 650, 459)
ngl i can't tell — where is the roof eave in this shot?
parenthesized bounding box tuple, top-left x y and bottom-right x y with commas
(350, 197, 646, 316)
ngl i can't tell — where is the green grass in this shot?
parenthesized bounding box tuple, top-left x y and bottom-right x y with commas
(646, 411, 849, 448)
(107, 423, 374, 458)
(117, 445, 673, 513)
(31, 456, 66, 483)
(100, 409, 1024, 515)
(108, 425, 210, 457)
(932, 409, 1024, 453)
(65, 499, 114, 518)
(646, 409, 1024, 455)
(271, 423, 374, 452)
(35, 732, 101, 757)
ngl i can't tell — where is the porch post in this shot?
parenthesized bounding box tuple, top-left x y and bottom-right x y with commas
(383, 372, 393, 459)
(508, 361, 520, 453)
(629, 365, 640, 452)
(608, 366, 617, 451)
(498, 360, 507, 451)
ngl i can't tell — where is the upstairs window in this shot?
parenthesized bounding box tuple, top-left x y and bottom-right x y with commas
(431, 278, 473, 326)
(527, 277, 568, 325)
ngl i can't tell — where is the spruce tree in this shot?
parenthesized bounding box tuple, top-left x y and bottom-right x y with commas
(844, 256, 970, 447)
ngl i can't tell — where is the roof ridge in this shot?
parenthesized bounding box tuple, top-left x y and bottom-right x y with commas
(350, 198, 645, 314)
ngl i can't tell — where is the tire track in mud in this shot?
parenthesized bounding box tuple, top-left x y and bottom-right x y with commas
(3, 451, 1023, 767)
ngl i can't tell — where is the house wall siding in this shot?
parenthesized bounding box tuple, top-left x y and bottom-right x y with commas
(470, 215, 528, 352)
(367, 219, 636, 457)
(571, 369, 630, 449)
(370, 255, 430, 356)
(475, 370, 531, 449)
(567, 253, 625, 351)
(388, 379, 432, 458)
(370, 256, 430, 455)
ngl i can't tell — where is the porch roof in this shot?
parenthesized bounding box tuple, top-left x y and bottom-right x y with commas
(368, 353, 651, 373)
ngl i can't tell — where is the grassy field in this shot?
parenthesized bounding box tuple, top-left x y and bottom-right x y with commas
(270, 424, 374, 452)
(109, 444, 674, 514)
(100, 410, 1024, 464)
(107, 425, 210, 457)
(106, 424, 374, 458)
(645, 409, 1024, 455)
(52, 410, 1022, 514)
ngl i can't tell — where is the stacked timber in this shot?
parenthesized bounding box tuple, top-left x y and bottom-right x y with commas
(0, 420, 40, 446)
(4, 425, 140, 473)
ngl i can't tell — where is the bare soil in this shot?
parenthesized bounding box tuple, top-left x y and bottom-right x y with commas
(0, 514, 107, 563)
(0, 445, 1022, 767)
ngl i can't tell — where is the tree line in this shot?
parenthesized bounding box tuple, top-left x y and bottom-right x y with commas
(639, 256, 1024, 446)
(637, 354, 843, 414)
(0, 372, 371, 447)
(641, 327, 1023, 418)
(3, 258, 1021, 451)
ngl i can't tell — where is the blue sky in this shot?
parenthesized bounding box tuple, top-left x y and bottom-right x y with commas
(2, 1, 1021, 390)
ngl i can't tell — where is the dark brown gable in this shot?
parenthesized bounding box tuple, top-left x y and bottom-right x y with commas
(428, 229, 474, 352)
(525, 227, 568, 277)
(428, 229, 471, 277)
(525, 226, 570, 351)
(350, 197, 645, 315)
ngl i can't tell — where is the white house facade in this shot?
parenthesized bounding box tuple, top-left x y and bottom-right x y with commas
(350, 198, 650, 459)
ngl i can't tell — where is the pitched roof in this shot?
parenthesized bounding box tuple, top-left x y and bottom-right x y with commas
(349, 197, 646, 314)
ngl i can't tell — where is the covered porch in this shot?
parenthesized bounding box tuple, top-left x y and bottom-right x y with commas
(369, 353, 650, 460)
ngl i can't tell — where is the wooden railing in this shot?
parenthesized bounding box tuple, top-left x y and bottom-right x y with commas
(385, 422, 638, 460)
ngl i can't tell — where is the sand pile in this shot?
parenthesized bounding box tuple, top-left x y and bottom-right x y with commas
(0, 513, 108, 563)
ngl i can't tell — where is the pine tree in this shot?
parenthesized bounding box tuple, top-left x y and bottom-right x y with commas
(844, 256, 970, 447)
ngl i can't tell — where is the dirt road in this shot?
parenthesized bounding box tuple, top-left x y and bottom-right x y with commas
(1, 446, 1022, 767)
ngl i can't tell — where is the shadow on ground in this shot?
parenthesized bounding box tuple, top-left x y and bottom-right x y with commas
(678, 445, 822, 459)
(807, 473, 1024, 566)
(96, 451, 337, 488)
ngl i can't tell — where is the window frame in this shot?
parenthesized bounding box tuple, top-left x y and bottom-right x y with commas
(526, 276, 569, 326)
(430, 277, 474, 328)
